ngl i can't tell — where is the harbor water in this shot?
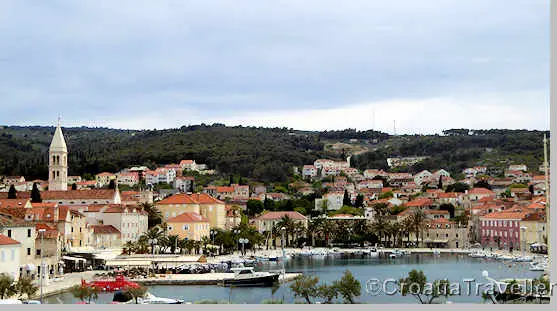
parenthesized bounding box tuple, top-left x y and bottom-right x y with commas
(45, 253, 545, 304)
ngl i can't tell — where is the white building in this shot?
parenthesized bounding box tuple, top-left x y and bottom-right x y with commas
(116, 172, 139, 187)
(315, 192, 344, 211)
(76, 204, 148, 243)
(0, 234, 21, 280)
(414, 170, 432, 185)
(302, 165, 317, 179)
(96, 172, 116, 188)
(175, 176, 194, 193)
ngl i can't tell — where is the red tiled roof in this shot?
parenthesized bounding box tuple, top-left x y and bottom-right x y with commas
(0, 192, 31, 199)
(0, 234, 20, 245)
(167, 212, 209, 223)
(35, 223, 58, 239)
(157, 193, 199, 205)
(405, 198, 433, 207)
(216, 186, 234, 193)
(437, 192, 459, 199)
(0, 199, 30, 208)
(91, 225, 121, 234)
(481, 211, 528, 220)
(31, 202, 57, 208)
(468, 188, 495, 195)
(424, 210, 450, 215)
(180, 160, 194, 165)
(255, 211, 307, 221)
(41, 190, 116, 200)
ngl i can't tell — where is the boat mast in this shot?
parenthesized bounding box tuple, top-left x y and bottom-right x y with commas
(543, 134, 550, 267)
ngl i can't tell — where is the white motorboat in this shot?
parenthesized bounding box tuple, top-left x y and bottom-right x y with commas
(529, 261, 548, 271)
(223, 267, 280, 287)
(137, 293, 185, 304)
(432, 249, 441, 255)
(368, 247, 379, 258)
(513, 256, 533, 262)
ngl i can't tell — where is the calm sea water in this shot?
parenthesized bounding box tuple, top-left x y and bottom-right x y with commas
(46, 254, 544, 304)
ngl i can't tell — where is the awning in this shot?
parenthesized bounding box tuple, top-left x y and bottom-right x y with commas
(62, 256, 86, 262)
(104, 260, 152, 267)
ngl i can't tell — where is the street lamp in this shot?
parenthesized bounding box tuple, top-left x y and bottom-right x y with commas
(38, 229, 46, 304)
(233, 229, 240, 255)
(148, 238, 158, 255)
(281, 226, 286, 253)
(520, 226, 527, 258)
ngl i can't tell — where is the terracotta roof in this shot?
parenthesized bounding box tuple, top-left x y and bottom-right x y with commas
(0, 213, 32, 227)
(216, 186, 234, 193)
(405, 198, 433, 207)
(0, 208, 27, 219)
(157, 193, 199, 205)
(40, 190, 117, 200)
(481, 211, 528, 220)
(330, 214, 354, 218)
(0, 199, 30, 208)
(167, 212, 209, 223)
(437, 192, 459, 199)
(428, 218, 451, 224)
(0, 234, 20, 245)
(91, 225, 121, 234)
(191, 193, 224, 204)
(31, 202, 57, 208)
(468, 188, 495, 195)
(96, 172, 115, 177)
(424, 210, 450, 215)
(255, 211, 307, 221)
(180, 160, 194, 165)
(0, 192, 31, 199)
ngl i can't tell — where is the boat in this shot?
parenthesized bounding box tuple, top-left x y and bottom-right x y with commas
(84, 275, 140, 292)
(367, 247, 379, 258)
(0, 299, 23, 304)
(432, 249, 441, 255)
(529, 261, 548, 271)
(222, 267, 280, 287)
(512, 256, 533, 262)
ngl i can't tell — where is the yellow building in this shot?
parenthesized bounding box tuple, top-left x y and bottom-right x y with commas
(166, 212, 210, 241)
(156, 193, 225, 229)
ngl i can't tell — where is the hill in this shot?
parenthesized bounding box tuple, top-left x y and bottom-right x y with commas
(0, 125, 549, 182)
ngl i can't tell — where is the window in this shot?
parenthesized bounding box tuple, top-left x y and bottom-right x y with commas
(36, 249, 41, 256)
(168, 226, 173, 231)
(71, 227, 74, 233)
(7, 230, 11, 238)
(27, 248, 31, 256)
(183, 225, 189, 230)
(0, 250, 4, 262)
(27, 229, 32, 237)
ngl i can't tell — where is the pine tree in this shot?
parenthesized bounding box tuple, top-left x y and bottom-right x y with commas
(7, 185, 16, 199)
(438, 175, 443, 189)
(108, 179, 116, 189)
(343, 190, 352, 206)
(72, 183, 77, 190)
(31, 183, 42, 203)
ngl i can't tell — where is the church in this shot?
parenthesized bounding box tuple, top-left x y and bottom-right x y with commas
(48, 119, 68, 191)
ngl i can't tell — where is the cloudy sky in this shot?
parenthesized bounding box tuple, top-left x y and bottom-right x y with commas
(0, 0, 549, 134)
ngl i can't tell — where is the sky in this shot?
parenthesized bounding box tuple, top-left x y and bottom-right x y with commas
(0, 0, 549, 134)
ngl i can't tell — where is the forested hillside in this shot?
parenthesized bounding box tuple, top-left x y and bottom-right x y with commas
(0, 124, 324, 182)
(351, 129, 550, 177)
(0, 124, 549, 182)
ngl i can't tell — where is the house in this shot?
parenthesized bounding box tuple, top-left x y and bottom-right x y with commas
(363, 169, 387, 179)
(156, 193, 226, 229)
(424, 209, 450, 220)
(75, 204, 148, 243)
(95, 172, 116, 188)
(387, 173, 414, 187)
(508, 164, 528, 172)
(466, 188, 496, 201)
(315, 192, 343, 211)
(166, 212, 210, 241)
(356, 180, 383, 191)
(75, 180, 96, 190)
(314, 159, 334, 170)
(404, 198, 434, 210)
(254, 211, 308, 234)
(0, 234, 21, 280)
(414, 170, 432, 185)
(225, 205, 242, 230)
(179, 160, 197, 171)
(88, 225, 121, 249)
(302, 165, 317, 179)
(67, 176, 82, 185)
(175, 176, 195, 193)
(233, 185, 250, 199)
(418, 218, 468, 248)
(215, 186, 235, 200)
(116, 172, 139, 187)
(3, 176, 26, 185)
(0, 214, 36, 280)
(479, 211, 527, 250)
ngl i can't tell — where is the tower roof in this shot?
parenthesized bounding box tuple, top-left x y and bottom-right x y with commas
(49, 122, 67, 153)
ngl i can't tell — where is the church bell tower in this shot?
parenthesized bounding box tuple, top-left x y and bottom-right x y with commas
(48, 118, 68, 191)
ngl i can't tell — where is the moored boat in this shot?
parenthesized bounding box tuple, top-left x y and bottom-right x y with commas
(222, 267, 280, 287)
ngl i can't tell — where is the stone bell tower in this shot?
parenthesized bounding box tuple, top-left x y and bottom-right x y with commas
(48, 118, 68, 191)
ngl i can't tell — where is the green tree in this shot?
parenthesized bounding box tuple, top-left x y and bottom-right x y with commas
(333, 270, 361, 304)
(166, 235, 180, 254)
(70, 284, 100, 303)
(379, 191, 394, 199)
(289, 275, 319, 304)
(246, 199, 264, 217)
(343, 190, 352, 206)
(108, 179, 116, 189)
(317, 283, 338, 304)
(445, 182, 469, 193)
(139, 202, 163, 228)
(7, 185, 16, 199)
(354, 194, 364, 208)
(31, 183, 42, 203)
(439, 204, 455, 218)
(399, 269, 452, 304)
(14, 276, 38, 300)
(71, 183, 77, 190)
(0, 273, 16, 299)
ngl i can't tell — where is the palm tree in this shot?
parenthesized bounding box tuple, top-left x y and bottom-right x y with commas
(275, 216, 295, 247)
(201, 236, 211, 255)
(166, 235, 180, 254)
(411, 210, 426, 247)
(15, 276, 38, 301)
(401, 217, 414, 247)
(371, 218, 388, 246)
(138, 202, 163, 228)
